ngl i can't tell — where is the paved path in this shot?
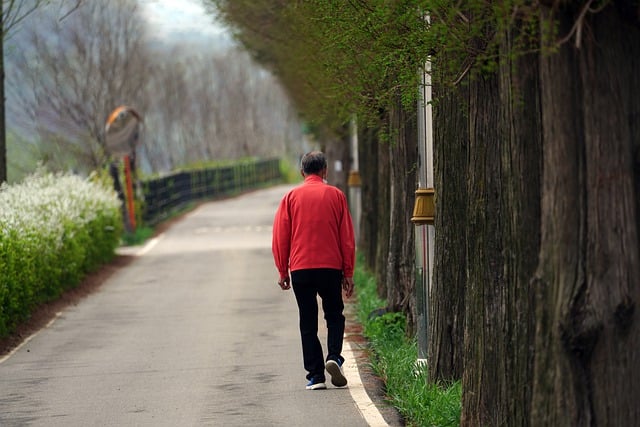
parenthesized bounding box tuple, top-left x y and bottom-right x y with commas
(0, 185, 390, 427)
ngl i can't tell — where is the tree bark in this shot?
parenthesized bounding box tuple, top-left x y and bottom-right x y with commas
(324, 129, 350, 195)
(359, 124, 380, 272)
(532, 3, 640, 425)
(460, 70, 507, 427)
(386, 93, 418, 333)
(430, 80, 468, 383)
(375, 126, 391, 300)
(460, 32, 542, 426)
(497, 26, 542, 426)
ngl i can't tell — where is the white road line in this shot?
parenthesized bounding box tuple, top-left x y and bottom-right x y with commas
(136, 234, 162, 256)
(1, 236, 162, 365)
(0, 312, 62, 365)
(343, 340, 390, 427)
(3, 234, 390, 427)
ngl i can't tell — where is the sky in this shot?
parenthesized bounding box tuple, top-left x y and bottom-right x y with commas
(140, 0, 232, 46)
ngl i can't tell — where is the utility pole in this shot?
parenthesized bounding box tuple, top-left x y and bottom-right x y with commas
(412, 32, 434, 363)
(348, 116, 361, 245)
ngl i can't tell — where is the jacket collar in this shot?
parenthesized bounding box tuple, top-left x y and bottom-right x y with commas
(304, 174, 324, 183)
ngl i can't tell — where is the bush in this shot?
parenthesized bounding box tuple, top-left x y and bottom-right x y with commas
(354, 257, 461, 427)
(0, 170, 123, 337)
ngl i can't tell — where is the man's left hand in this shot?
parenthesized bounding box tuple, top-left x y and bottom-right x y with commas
(342, 277, 355, 298)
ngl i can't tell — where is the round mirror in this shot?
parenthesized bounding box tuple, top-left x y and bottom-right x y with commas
(105, 106, 142, 157)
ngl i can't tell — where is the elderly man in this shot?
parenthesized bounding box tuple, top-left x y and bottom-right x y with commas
(272, 151, 356, 390)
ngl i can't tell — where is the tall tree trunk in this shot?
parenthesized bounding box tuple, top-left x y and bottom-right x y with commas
(532, 3, 640, 425)
(430, 79, 468, 382)
(460, 29, 542, 426)
(495, 21, 543, 424)
(375, 126, 391, 300)
(359, 124, 380, 272)
(386, 93, 418, 333)
(460, 70, 507, 427)
(325, 129, 350, 194)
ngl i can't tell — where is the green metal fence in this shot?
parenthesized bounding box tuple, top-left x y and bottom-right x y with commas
(141, 158, 282, 225)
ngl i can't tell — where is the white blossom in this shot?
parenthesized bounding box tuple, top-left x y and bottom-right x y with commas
(0, 170, 121, 251)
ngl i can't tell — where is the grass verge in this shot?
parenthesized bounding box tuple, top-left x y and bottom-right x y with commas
(121, 226, 154, 246)
(353, 258, 462, 427)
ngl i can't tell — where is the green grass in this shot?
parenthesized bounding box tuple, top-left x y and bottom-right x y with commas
(354, 257, 462, 427)
(121, 226, 154, 246)
(120, 201, 200, 247)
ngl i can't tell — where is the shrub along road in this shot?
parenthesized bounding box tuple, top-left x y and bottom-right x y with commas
(0, 185, 397, 426)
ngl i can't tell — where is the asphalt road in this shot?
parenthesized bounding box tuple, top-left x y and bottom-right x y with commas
(0, 185, 386, 427)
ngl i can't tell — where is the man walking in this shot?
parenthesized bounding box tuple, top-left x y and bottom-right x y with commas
(272, 151, 356, 390)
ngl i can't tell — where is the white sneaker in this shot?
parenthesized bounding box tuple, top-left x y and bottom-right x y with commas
(325, 360, 347, 387)
(306, 378, 327, 390)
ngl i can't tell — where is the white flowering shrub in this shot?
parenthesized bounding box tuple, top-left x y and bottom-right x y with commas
(0, 170, 123, 337)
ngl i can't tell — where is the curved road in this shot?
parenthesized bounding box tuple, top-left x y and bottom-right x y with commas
(0, 185, 389, 427)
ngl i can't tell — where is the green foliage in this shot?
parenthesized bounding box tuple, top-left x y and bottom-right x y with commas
(0, 170, 123, 337)
(177, 157, 263, 173)
(210, 0, 550, 137)
(121, 226, 154, 247)
(355, 257, 461, 426)
(354, 261, 386, 325)
(211, 0, 425, 131)
(279, 158, 302, 184)
(366, 310, 407, 343)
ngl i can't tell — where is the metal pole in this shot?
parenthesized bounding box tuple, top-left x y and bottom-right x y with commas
(348, 115, 361, 245)
(415, 69, 428, 361)
(124, 155, 136, 233)
(424, 57, 435, 361)
(414, 15, 434, 364)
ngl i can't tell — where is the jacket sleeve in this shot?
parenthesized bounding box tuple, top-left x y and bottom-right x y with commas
(272, 195, 291, 279)
(339, 193, 356, 278)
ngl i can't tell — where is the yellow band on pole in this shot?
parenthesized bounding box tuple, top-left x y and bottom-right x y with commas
(411, 188, 435, 225)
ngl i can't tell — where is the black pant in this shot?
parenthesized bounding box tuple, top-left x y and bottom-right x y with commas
(291, 268, 345, 381)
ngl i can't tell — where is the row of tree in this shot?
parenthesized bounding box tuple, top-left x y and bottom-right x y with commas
(210, 0, 640, 425)
(2, 0, 303, 182)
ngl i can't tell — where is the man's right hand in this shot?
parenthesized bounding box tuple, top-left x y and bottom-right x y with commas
(278, 276, 291, 290)
(342, 277, 355, 298)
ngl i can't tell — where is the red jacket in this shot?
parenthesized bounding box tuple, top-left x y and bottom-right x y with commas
(272, 174, 356, 280)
